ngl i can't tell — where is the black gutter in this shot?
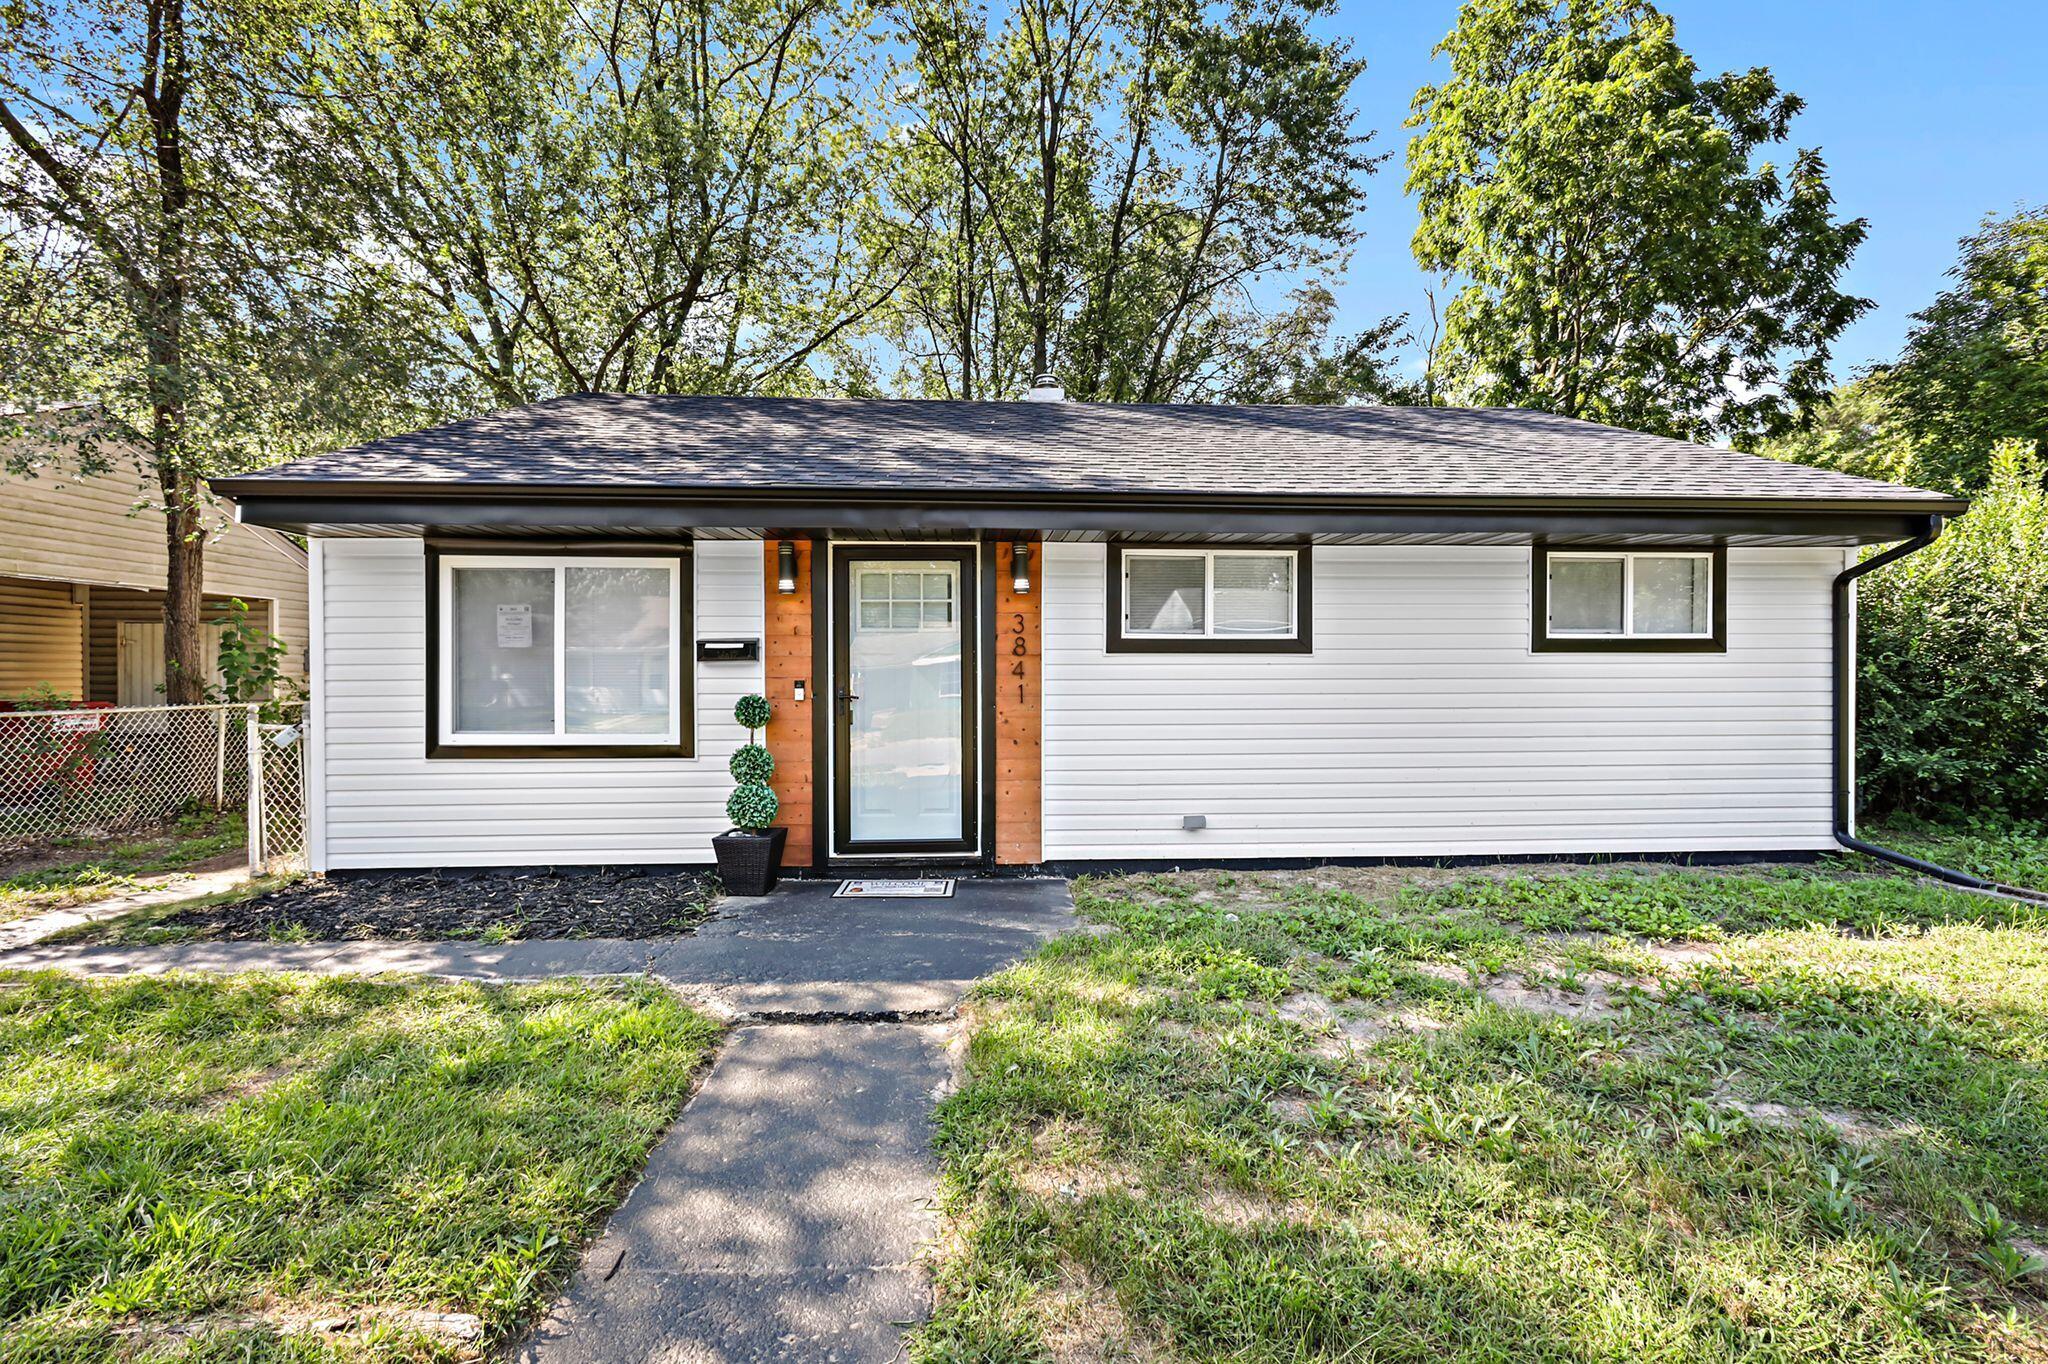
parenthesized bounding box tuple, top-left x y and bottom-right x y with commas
(209, 472, 1971, 519)
(218, 490, 1957, 544)
(1833, 518, 2048, 904)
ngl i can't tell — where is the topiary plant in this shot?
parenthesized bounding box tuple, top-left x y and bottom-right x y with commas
(727, 694, 778, 832)
(730, 743, 774, 784)
(727, 781, 779, 831)
(734, 693, 771, 731)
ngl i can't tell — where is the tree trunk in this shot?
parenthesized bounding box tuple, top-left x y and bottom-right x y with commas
(160, 466, 208, 703)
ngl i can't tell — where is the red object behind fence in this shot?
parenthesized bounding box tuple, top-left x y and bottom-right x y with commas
(0, 701, 114, 804)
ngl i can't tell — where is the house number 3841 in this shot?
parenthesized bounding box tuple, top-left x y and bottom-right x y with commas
(1010, 612, 1029, 705)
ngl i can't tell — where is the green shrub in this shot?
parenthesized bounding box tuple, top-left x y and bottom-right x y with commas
(1859, 441, 2048, 819)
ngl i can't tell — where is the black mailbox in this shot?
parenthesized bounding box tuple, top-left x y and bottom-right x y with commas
(696, 638, 761, 662)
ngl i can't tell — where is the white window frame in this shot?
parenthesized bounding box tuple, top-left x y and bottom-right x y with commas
(436, 553, 685, 748)
(1118, 546, 1301, 641)
(1544, 550, 1715, 640)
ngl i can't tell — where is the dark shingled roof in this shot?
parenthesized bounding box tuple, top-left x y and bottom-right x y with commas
(220, 393, 1956, 507)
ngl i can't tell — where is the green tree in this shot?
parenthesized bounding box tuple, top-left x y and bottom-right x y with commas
(289, 0, 914, 404)
(1748, 374, 1916, 484)
(886, 0, 1402, 402)
(0, 0, 417, 701)
(1876, 206, 2048, 494)
(1858, 441, 2048, 820)
(1407, 0, 1868, 443)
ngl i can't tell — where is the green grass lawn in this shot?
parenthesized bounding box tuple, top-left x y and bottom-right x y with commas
(917, 862, 2048, 1362)
(0, 972, 719, 1363)
(0, 810, 248, 922)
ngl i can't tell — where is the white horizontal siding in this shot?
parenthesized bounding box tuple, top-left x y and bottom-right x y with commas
(1041, 543, 1841, 860)
(317, 537, 760, 868)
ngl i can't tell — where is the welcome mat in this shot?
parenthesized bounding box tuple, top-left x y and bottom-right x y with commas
(833, 878, 956, 899)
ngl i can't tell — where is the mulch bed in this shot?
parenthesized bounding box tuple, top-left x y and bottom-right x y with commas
(159, 867, 720, 941)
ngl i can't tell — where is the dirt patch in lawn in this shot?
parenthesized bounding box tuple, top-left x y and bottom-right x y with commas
(152, 867, 719, 941)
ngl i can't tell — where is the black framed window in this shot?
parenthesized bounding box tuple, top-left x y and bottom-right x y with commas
(426, 544, 693, 758)
(1532, 544, 1727, 653)
(1106, 544, 1312, 654)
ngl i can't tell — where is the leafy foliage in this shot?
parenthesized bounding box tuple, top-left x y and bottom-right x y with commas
(885, 0, 1407, 402)
(0, 0, 429, 704)
(1877, 206, 2048, 494)
(733, 694, 772, 733)
(286, 0, 910, 405)
(729, 743, 775, 785)
(1858, 442, 2048, 819)
(208, 598, 293, 710)
(726, 782, 779, 831)
(1754, 207, 2048, 496)
(1748, 375, 1917, 484)
(726, 695, 777, 830)
(1407, 0, 1868, 443)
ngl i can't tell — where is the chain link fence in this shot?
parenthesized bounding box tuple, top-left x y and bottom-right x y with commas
(0, 701, 306, 876)
(251, 708, 308, 875)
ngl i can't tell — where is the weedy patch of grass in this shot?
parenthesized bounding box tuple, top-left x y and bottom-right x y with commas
(916, 863, 2048, 1363)
(33, 875, 299, 948)
(0, 810, 247, 921)
(1866, 818, 2048, 895)
(0, 971, 719, 1363)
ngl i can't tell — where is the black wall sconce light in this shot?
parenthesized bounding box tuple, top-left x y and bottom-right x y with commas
(776, 540, 799, 594)
(1011, 540, 1032, 594)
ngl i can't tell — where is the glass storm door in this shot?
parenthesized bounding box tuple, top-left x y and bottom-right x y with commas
(833, 548, 978, 854)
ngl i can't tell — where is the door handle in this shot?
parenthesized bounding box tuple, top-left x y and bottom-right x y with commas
(836, 689, 860, 714)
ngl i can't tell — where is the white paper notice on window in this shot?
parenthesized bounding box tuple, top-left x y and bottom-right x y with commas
(496, 603, 533, 648)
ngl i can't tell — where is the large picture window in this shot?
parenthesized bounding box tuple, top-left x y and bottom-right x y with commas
(430, 548, 691, 756)
(1107, 545, 1311, 653)
(1532, 545, 1726, 653)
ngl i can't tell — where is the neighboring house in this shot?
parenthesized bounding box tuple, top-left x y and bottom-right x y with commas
(1, 455, 310, 705)
(211, 388, 1967, 875)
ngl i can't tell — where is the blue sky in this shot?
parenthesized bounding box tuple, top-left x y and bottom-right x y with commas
(1326, 0, 2047, 377)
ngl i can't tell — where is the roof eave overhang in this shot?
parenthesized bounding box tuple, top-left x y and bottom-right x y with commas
(210, 481, 1968, 545)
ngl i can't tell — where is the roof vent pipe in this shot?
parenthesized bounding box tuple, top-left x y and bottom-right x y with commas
(1022, 374, 1065, 403)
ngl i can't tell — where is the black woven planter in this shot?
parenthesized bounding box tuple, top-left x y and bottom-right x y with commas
(713, 826, 788, 897)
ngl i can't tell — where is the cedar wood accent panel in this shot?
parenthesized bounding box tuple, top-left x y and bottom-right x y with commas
(1041, 542, 1844, 860)
(994, 541, 1043, 864)
(763, 538, 817, 867)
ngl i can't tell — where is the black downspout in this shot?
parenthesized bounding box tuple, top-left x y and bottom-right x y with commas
(1832, 518, 2048, 903)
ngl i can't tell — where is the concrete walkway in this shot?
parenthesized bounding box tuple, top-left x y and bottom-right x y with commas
(0, 878, 1075, 1015)
(0, 877, 1077, 1364)
(0, 865, 249, 952)
(517, 1022, 952, 1364)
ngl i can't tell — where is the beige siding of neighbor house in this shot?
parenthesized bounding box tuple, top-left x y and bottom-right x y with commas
(0, 454, 309, 689)
(0, 576, 85, 697)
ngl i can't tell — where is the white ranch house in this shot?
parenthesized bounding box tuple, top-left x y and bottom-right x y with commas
(211, 390, 1965, 876)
